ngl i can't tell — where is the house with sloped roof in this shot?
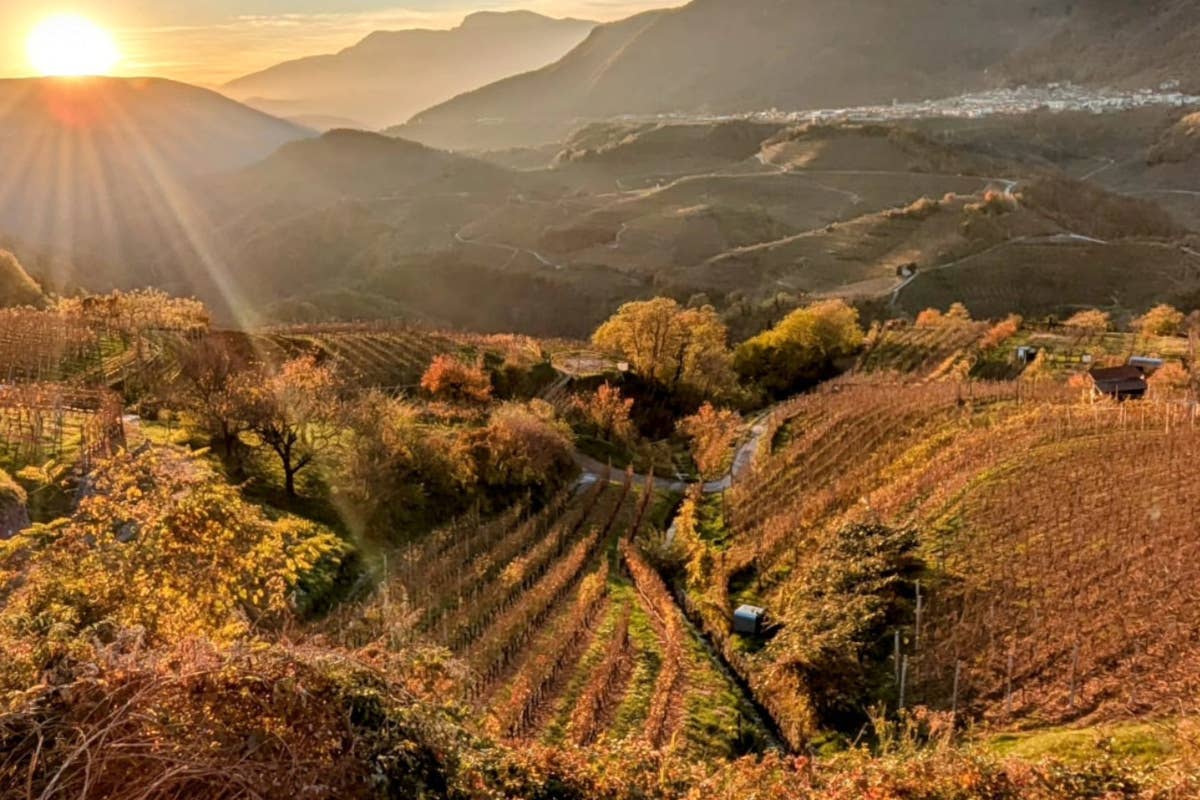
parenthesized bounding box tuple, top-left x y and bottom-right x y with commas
(1088, 365, 1148, 401)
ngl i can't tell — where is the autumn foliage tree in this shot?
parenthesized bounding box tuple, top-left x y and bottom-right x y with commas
(678, 403, 742, 481)
(735, 299, 864, 395)
(240, 355, 342, 498)
(174, 334, 253, 459)
(1063, 308, 1111, 332)
(469, 402, 575, 504)
(0, 449, 344, 688)
(337, 391, 473, 535)
(916, 304, 971, 328)
(420, 354, 493, 404)
(571, 382, 636, 444)
(592, 298, 735, 399)
(1134, 304, 1186, 336)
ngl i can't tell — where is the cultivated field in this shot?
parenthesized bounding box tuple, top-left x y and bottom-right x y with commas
(708, 378, 1200, 743)
(342, 470, 771, 757)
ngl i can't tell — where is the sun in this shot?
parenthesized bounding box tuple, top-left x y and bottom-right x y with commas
(27, 15, 120, 77)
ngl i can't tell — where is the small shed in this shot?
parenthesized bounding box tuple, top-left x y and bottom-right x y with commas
(1089, 365, 1148, 401)
(1015, 346, 1038, 365)
(1128, 356, 1165, 373)
(733, 605, 766, 635)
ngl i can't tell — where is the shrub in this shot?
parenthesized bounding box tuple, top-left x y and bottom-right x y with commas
(1063, 309, 1111, 332)
(1134, 304, 1186, 336)
(980, 314, 1023, 350)
(1150, 361, 1191, 393)
(469, 402, 576, 504)
(420, 354, 493, 403)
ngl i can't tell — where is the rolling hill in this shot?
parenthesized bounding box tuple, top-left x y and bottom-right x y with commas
(0, 250, 43, 308)
(0, 77, 311, 292)
(225, 11, 596, 131)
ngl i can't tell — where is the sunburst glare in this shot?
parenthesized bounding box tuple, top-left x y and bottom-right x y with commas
(27, 14, 120, 77)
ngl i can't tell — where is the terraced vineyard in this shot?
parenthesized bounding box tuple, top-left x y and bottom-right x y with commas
(0, 383, 124, 472)
(0, 310, 105, 384)
(363, 472, 770, 757)
(855, 320, 990, 378)
(1007, 326, 1191, 376)
(247, 324, 460, 389)
(709, 377, 1200, 744)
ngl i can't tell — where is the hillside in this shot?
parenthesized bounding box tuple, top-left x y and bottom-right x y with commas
(3, 97, 1198, 337)
(0, 77, 310, 293)
(711, 370, 1200, 743)
(225, 11, 595, 131)
(398, 0, 1083, 151)
(3, 291, 1200, 796)
(1003, 0, 1200, 91)
(0, 251, 42, 308)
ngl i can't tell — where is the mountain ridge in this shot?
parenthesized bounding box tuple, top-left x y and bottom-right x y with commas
(224, 11, 596, 131)
(398, 0, 1200, 152)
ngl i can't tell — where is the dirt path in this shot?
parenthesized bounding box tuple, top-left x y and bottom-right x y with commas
(454, 228, 566, 271)
(573, 413, 770, 496)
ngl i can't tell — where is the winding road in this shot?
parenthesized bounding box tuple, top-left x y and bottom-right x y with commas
(573, 415, 770, 495)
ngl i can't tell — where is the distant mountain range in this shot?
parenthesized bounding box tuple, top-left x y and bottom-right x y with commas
(224, 11, 596, 131)
(3, 3, 1200, 334)
(398, 0, 1200, 152)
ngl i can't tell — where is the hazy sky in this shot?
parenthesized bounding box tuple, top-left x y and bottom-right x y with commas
(0, 1, 679, 86)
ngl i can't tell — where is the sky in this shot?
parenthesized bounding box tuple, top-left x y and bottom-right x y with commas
(0, 1, 678, 86)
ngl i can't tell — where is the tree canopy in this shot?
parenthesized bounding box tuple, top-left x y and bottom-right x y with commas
(0, 449, 344, 689)
(734, 299, 864, 395)
(592, 298, 735, 400)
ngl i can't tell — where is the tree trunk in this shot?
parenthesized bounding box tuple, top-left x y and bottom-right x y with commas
(285, 465, 297, 498)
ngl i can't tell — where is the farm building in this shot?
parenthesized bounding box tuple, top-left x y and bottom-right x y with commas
(1015, 345, 1038, 365)
(1129, 356, 1165, 372)
(733, 605, 766, 635)
(1088, 365, 1148, 401)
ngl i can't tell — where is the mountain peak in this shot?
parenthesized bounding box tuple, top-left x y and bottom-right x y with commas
(224, 11, 596, 131)
(456, 10, 592, 30)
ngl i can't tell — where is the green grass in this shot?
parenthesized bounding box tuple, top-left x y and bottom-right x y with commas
(987, 721, 1177, 765)
(695, 493, 732, 548)
(540, 598, 629, 746)
(608, 582, 662, 741)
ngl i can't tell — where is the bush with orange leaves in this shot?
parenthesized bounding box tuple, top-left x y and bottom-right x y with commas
(678, 402, 742, 480)
(571, 382, 636, 444)
(420, 353, 494, 404)
(1149, 361, 1191, 394)
(980, 314, 1023, 350)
